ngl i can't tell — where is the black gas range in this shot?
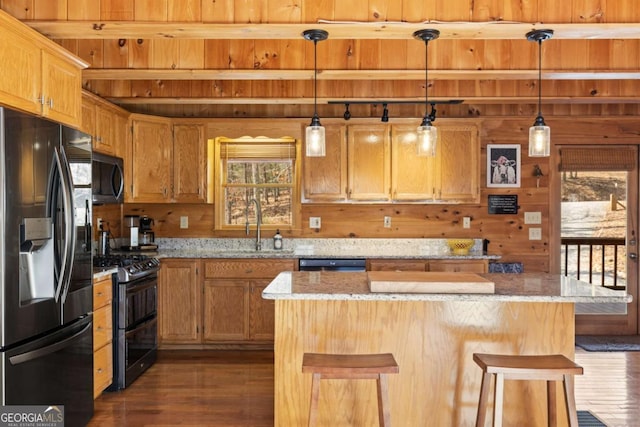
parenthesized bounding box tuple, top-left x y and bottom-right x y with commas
(94, 253, 159, 390)
(94, 254, 160, 283)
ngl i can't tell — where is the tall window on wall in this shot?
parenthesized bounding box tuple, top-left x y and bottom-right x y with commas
(214, 136, 300, 230)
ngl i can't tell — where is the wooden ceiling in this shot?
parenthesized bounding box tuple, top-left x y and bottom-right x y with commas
(5, 0, 640, 118)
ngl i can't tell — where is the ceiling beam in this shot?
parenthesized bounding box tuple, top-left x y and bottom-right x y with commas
(107, 96, 640, 105)
(83, 69, 640, 81)
(29, 21, 640, 40)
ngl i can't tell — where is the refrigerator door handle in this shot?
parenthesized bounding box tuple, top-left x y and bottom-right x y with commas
(48, 147, 75, 303)
(8, 317, 92, 365)
(58, 146, 77, 303)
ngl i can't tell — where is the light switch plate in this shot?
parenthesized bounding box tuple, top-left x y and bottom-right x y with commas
(180, 216, 189, 229)
(524, 212, 542, 224)
(309, 217, 321, 228)
(529, 227, 542, 240)
(384, 216, 391, 228)
(463, 217, 471, 228)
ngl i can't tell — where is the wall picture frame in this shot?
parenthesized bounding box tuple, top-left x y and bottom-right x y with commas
(487, 144, 521, 188)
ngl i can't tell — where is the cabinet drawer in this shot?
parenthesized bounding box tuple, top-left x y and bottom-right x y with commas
(368, 259, 428, 272)
(428, 260, 488, 273)
(93, 344, 113, 399)
(93, 276, 113, 310)
(93, 305, 113, 351)
(204, 259, 295, 279)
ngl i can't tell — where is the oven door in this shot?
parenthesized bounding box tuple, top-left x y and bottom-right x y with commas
(116, 316, 158, 389)
(119, 274, 157, 329)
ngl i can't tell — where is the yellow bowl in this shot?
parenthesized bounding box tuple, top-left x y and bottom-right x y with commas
(447, 239, 475, 255)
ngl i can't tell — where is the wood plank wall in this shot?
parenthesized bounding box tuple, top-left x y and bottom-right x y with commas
(118, 116, 640, 273)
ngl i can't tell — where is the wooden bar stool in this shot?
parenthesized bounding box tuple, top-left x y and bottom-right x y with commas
(473, 353, 583, 427)
(302, 352, 399, 427)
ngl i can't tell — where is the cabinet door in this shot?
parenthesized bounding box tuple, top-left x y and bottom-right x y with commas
(0, 21, 41, 115)
(303, 124, 347, 201)
(203, 279, 249, 342)
(434, 125, 480, 202)
(249, 280, 274, 341)
(348, 125, 391, 201)
(41, 50, 82, 128)
(94, 104, 116, 155)
(428, 260, 488, 273)
(391, 125, 435, 201)
(159, 259, 201, 344)
(172, 123, 207, 203)
(130, 116, 172, 202)
(81, 95, 96, 136)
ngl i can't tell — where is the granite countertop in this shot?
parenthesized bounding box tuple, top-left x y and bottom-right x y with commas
(262, 271, 633, 303)
(93, 267, 117, 280)
(152, 238, 500, 260)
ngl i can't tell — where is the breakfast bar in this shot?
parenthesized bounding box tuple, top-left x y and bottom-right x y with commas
(263, 272, 631, 426)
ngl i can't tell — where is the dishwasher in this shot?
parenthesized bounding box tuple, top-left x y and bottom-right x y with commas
(298, 258, 367, 272)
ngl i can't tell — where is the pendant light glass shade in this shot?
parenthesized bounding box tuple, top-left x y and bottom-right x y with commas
(526, 29, 553, 157)
(417, 117, 437, 157)
(413, 29, 440, 157)
(303, 29, 329, 157)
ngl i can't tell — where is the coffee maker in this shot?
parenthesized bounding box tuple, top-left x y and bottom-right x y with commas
(139, 216, 155, 245)
(123, 215, 140, 248)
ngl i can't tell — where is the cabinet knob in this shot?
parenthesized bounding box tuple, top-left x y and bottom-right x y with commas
(97, 368, 103, 373)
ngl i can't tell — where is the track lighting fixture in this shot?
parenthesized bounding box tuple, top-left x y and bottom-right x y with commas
(413, 29, 440, 157)
(527, 29, 553, 157)
(303, 29, 329, 157)
(381, 104, 389, 122)
(343, 103, 351, 120)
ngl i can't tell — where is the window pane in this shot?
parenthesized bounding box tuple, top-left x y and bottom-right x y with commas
(227, 160, 292, 184)
(224, 187, 292, 226)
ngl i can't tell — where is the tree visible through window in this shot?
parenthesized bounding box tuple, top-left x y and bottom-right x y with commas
(215, 137, 299, 229)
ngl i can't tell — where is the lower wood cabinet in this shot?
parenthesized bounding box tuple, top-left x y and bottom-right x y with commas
(158, 258, 294, 347)
(368, 259, 488, 273)
(158, 259, 201, 345)
(202, 259, 295, 343)
(93, 274, 113, 399)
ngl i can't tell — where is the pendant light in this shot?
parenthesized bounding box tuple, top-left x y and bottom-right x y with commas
(527, 29, 554, 157)
(413, 29, 440, 157)
(303, 29, 329, 157)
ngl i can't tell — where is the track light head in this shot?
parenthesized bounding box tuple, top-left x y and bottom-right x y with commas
(343, 103, 351, 120)
(381, 104, 389, 122)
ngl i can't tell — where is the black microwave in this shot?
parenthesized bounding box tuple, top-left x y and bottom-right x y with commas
(92, 152, 124, 204)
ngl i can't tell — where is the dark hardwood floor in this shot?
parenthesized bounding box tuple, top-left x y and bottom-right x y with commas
(89, 349, 640, 426)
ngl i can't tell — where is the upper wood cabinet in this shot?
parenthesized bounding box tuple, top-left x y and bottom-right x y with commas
(81, 92, 129, 156)
(128, 116, 208, 203)
(0, 10, 87, 128)
(303, 121, 480, 203)
(129, 115, 173, 202)
(302, 124, 347, 202)
(172, 123, 207, 203)
(348, 125, 392, 201)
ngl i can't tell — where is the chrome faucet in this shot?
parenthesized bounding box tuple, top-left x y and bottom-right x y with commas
(245, 198, 262, 251)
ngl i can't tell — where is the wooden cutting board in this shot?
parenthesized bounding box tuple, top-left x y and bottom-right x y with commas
(368, 271, 495, 294)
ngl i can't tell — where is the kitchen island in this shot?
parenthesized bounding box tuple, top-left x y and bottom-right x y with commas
(263, 271, 630, 426)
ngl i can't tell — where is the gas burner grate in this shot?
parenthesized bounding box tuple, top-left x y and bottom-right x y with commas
(93, 254, 150, 268)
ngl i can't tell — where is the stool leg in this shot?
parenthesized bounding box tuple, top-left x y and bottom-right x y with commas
(547, 380, 557, 427)
(493, 373, 504, 427)
(308, 373, 321, 427)
(377, 374, 392, 427)
(475, 371, 491, 427)
(562, 374, 579, 427)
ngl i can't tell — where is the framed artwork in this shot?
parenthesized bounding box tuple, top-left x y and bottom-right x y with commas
(487, 144, 521, 188)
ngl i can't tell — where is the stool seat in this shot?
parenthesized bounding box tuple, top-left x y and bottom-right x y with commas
(302, 353, 399, 426)
(473, 353, 583, 427)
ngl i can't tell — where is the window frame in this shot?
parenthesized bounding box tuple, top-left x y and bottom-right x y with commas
(213, 136, 301, 232)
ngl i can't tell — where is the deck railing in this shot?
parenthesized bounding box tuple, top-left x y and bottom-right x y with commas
(561, 237, 626, 290)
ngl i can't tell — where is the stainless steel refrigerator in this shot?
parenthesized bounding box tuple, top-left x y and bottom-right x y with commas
(0, 107, 94, 426)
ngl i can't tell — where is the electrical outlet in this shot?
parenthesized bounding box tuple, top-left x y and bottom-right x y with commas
(463, 217, 471, 229)
(309, 217, 321, 228)
(97, 218, 103, 229)
(180, 216, 189, 229)
(529, 227, 542, 240)
(524, 212, 542, 224)
(384, 216, 391, 228)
